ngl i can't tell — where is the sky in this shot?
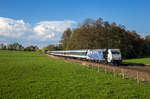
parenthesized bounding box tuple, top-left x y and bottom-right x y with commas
(0, 0, 150, 48)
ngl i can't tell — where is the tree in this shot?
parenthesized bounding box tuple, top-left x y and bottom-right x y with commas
(8, 44, 13, 50)
(12, 42, 24, 50)
(42, 46, 47, 54)
(60, 28, 72, 50)
(46, 44, 62, 51)
(145, 35, 150, 41)
(0, 43, 6, 50)
(24, 45, 39, 51)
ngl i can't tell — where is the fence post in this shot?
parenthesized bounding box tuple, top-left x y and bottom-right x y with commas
(88, 64, 90, 69)
(113, 69, 115, 77)
(98, 66, 99, 72)
(137, 72, 139, 83)
(91, 64, 93, 71)
(105, 66, 107, 74)
(121, 69, 125, 79)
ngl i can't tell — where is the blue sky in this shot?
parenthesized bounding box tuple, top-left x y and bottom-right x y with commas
(0, 0, 150, 48)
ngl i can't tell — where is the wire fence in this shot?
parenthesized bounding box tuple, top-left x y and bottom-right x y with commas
(81, 62, 150, 83)
(47, 54, 150, 82)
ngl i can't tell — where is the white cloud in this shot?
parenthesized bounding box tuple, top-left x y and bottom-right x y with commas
(33, 20, 76, 41)
(0, 17, 77, 47)
(0, 17, 31, 38)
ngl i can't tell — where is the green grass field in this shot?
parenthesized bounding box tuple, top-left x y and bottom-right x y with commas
(0, 50, 150, 99)
(124, 57, 150, 65)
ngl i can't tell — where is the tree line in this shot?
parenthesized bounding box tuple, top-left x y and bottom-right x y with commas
(0, 42, 39, 51)
(58, 18, 150, 59)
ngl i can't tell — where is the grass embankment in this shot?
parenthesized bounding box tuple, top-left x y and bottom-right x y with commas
(124, 57, 150, 65)
(0, 50, 150, 99)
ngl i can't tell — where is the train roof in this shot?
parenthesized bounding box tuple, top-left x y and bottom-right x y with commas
(48, 49, 120, 53)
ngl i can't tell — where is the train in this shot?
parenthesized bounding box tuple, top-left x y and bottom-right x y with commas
(47, 49, 122, 66)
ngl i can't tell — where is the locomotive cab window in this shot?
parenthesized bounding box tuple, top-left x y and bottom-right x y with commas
(111, 51, 120, 54)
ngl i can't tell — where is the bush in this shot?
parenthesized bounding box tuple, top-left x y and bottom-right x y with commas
(42, 47, 47, 54)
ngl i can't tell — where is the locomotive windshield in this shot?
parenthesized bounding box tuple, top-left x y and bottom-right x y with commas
(111, 50, 120, 54)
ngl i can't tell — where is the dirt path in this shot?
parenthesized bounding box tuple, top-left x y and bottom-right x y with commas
(46, 54, 150, 82)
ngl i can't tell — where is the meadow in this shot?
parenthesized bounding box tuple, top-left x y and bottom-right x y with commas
(0, 50, 150, 99)
(124, 57, 150, 65)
